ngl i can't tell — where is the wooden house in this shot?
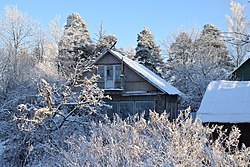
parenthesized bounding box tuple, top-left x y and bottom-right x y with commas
(231, 58, 250, 81)
(90, 49, 182, 119)
(196, 80, 250, 147)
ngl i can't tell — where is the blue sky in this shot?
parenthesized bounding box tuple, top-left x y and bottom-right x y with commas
(0, 0, 249, 48)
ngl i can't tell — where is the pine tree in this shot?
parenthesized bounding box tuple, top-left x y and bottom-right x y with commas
(166, 32, 193, 102)
(135, 28, 164, 76)
(166, 25, 233, 110)
(198, 24, 233, 69)
(168, 32, 193, 67)
(58, 13, 94, 77)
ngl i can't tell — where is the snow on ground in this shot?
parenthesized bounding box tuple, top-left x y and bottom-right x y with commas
(0, 141, 3, 155)
(196, 80, 250, 123)
(0, 140, 7, 163)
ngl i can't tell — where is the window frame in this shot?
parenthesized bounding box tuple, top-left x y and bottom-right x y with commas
(97, 65, 122, 89)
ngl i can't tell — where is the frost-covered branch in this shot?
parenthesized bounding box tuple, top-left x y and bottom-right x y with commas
(58, 109, 250, 166)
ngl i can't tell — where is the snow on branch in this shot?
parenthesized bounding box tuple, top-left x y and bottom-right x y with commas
(221, 31, 250, 51)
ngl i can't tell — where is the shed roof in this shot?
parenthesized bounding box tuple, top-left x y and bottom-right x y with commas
(196, 80, 250, 123)
(95, 49, 182, 96)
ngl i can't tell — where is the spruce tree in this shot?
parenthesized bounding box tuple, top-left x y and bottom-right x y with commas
(135, 28, 164, 76)
(196, 24, 233, 71)
(58, 13, 94, 77)
(167, 32, 192, 67)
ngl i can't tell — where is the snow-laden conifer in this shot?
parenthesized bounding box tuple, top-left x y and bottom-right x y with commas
(166, 25, 233, 110)
(58, 13, 94, 77)
(135, 27, 165, 77)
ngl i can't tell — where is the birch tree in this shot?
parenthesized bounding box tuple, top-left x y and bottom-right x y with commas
(225, 0, 249, 67)
(1, 63, 109, 166)
(49, 15, 63, 46)
(0, 5, 37, 91)
(32, 16, 64, 80)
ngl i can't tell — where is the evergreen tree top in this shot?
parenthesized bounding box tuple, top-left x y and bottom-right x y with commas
(198, 24, 226, 49)
(63, 12, 91, 42)
(135, 27, 163, 77)
(137, 27, 157, 50)
(202, 24, 221, 37)
(65, 13, 86, 29)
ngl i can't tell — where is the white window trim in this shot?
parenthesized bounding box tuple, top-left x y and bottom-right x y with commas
(101, 65, 121, 89)
(104, 66, 114, 89)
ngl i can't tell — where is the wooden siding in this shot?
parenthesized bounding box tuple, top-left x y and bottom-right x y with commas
(123, 65, 157, 91)
(125, 82, 157, 91)
(92, 51, 180, 120)
(232, 59, 250, 81)
(95, 52, 159, 92)
(95, 52, 121, 65)
(105, 93, 178, 119)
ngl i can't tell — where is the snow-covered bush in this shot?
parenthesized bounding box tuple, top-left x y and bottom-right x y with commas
(59, 109, 250, 167)
(2, 80, 249, 166)
(0, 63, 110, 166)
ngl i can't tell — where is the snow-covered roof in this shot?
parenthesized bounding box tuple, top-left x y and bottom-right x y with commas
(97, 50, 182, 96)
(196, 80, 250, 123)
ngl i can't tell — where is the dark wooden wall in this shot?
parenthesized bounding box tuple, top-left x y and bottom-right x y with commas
(93, 51, 179, 119)
(232, 59, 250, 81)
(105, 93, 178, 119)
(95, 53, 121, 65)
(206, 122, 250, 148)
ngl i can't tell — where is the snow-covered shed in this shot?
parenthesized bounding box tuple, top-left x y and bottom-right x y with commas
(197, 80, 250, 147)
(91, 49, 183, 119)
(197, 80, 250, 123)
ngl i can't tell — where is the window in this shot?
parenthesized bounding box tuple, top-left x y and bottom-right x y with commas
(106, 66, 113, 79)
(168, 102, 178, 120)
(135, 101, 155, 118)
(97, 65, 122, 89)
(119, 101, 134, 118)
(105, 101, 155, 119)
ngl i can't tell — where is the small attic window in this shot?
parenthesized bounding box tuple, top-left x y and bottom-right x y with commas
(97, 65, 122, 89)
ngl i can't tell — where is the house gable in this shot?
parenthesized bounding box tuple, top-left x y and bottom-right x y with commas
(94, 50, 182, 96)
(94, 51, 163, 93)
(95, 52, 121, 65)
(232, 58, 250, 81)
